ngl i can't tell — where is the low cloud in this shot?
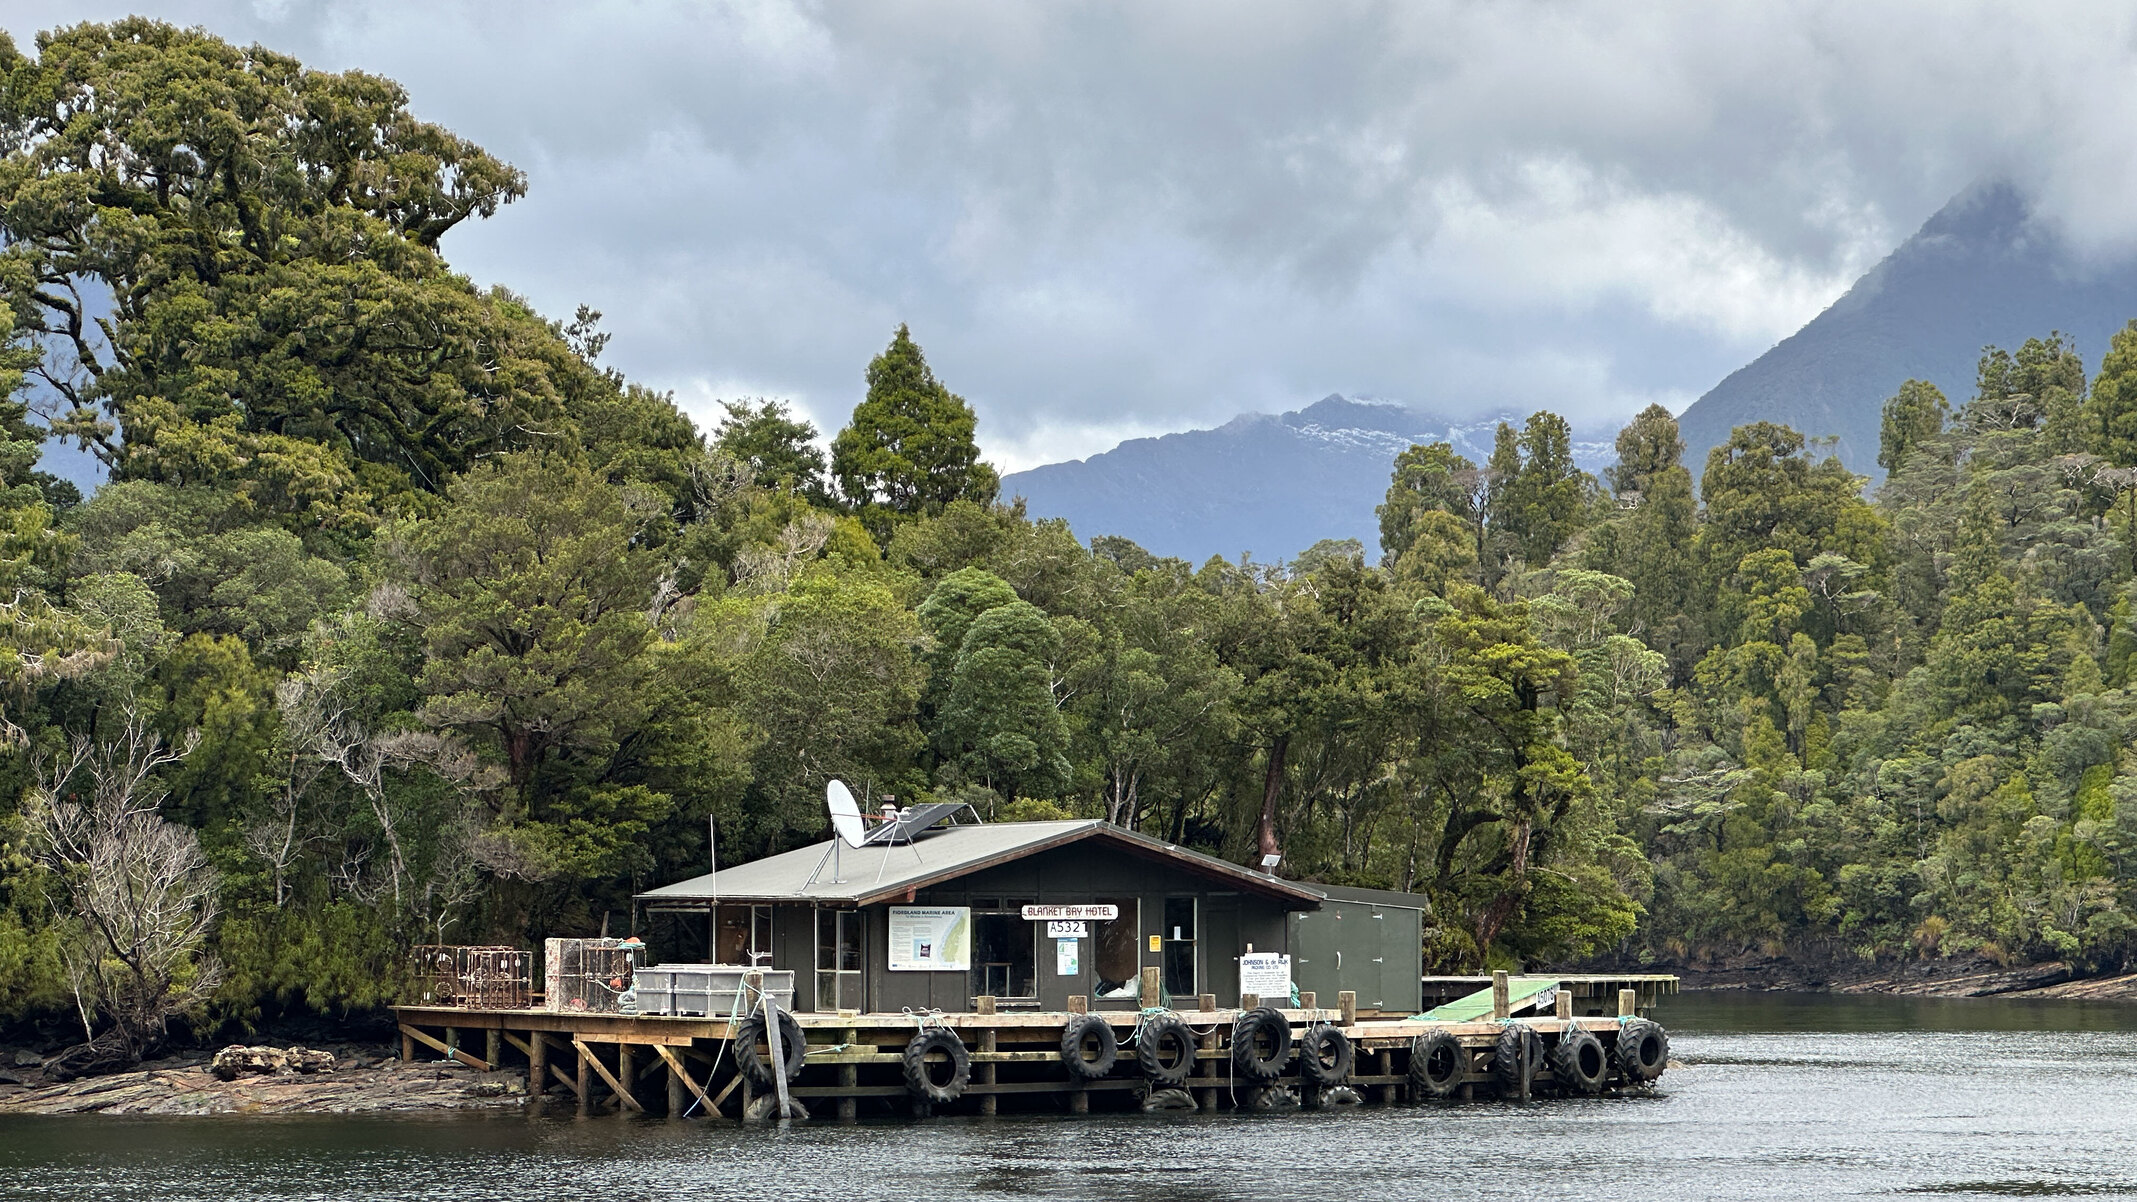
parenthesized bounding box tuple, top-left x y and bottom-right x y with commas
(13, 1, 2137, 467)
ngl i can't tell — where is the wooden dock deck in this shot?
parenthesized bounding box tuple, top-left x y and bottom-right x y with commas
(393, 971, 1679, 1120)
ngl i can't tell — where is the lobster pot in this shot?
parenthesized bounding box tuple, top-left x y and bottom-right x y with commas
(634, 965, 795, 1017)
(543, 938, 645, 1014)
(409, 946, 533, 1010)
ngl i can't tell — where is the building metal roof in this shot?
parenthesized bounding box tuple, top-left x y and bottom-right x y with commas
(1306, 882, 1433, 912)
(637, 819, 1327, 909)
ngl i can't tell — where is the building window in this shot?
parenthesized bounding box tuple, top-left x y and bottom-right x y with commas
(815, 908, 862, 1011)
(1092, 897, 1140, 999)
(716, 905, 773, 966)
(972, 899, 1037, 1001)
(1162, 897, 1197, 998)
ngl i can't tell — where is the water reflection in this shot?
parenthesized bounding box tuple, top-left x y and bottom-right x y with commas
(4, 992, 2137, 1200)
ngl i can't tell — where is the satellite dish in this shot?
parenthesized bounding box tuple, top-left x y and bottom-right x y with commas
(826, 780, 868, 848)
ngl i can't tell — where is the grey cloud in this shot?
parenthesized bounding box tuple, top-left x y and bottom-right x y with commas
(11, 1, 2137, 469)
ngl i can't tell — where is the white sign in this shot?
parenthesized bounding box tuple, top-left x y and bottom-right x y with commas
(1056, 938, 1080, 976)
(1239, 952, 1292, 997)
(1020, 904, 1119, 921)
(887, 907, 971, 972)
(1046, 920, 1089, 939)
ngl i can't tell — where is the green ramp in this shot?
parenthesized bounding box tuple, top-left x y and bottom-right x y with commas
(1418, 976, 1560, 1022)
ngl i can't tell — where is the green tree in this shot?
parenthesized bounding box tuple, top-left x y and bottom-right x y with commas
(1878, 380, 1950, 475)
(713, 399, 832, 506)
(832, 325, 999, 542)
(937, 600, 1073, 801)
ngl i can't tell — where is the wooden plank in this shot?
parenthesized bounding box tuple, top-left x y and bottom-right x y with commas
(712, 1068, 745, 1111)
(398, 1023, 489, 1071)
(655, 1045, 721, 1119)
(571, 1039, 644, 1113)
(547, 1063, 582, 1099)
(502, 1032, 533, 1059)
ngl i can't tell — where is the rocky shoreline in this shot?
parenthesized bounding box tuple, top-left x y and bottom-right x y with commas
(0, 1041, 533, 1116)
(1666, 956, 2137, 1001)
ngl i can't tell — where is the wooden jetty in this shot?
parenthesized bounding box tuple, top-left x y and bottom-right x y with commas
(391, 969, 1679, 1120)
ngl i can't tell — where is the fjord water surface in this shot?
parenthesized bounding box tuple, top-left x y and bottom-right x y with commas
(4, 991, 2136, 1202)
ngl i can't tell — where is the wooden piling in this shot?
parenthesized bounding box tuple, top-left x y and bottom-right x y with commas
(1338, 990, 1357, 1026)
(1195, 1025, 1219, 1112)
(575, 1042, 592, 1112)
(1555, 990, 1573, 1020)
(1619, 987, 1638, 1017)
(618, 1043, 636, 1107)
(666, 1051, 686, 1116)
(1299, 991, 1317, 1011)
(400, 1030, 414, 1064)
(528, 1033, 547, 1098)
(485, 1029, 501, 1071)
(1241, 993, 1260, 1010)
(976, 995, 997, 1015)
(1491, 971, 1510, 1020)
(839, 1021, 859, 1121)
(1066, 995, 1088, 1015)
(1197, 993, 1215, 1012)
(1140, 967, 1162, 1007)
(979, 1029, 998, 1117)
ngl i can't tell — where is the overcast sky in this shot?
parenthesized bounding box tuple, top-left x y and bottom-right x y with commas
(13, 2, 2137, 472)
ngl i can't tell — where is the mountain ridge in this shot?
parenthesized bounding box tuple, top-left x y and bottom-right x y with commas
(1003, 395, 1613, 562)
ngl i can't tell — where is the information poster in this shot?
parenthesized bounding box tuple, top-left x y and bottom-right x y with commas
(887, 906, 971, 972)
(1239, 952, 1292, 997)
(1056, 938, 1080, 976)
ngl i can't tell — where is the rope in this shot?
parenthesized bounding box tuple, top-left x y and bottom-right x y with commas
(900, 1006, 948, 1033)
(1124, 1005, 1172, 1048)
(682, 976, 762, 1118)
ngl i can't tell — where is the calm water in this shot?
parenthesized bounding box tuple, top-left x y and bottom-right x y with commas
(4, 992, 2137, 1201)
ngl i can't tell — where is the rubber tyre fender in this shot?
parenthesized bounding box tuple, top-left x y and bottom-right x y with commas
(1231, 1006, 1292, 1083)
(1136, 1014, 1197, 1088)
(742, 1093, 809, 1122)
(1299, 1023, 1354, 1087)
(902, 1028, 971, 1103)
(1245, 1083, 1299, 1111)
(1060, 1014, 1118, 1081)
(1140, 1087, 1198, 1112)
(1407, 1029, 1464, 1099)
(732, 1010, 808, 1088)
(1615, 1018, 1670, 1083)
(1321, 1084, 1367, 1107)
(1492, 1023, 1544, 1096)
(1548, 1027, 1610, 1095)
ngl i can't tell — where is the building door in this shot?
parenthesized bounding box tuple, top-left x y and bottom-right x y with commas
(1201, 898, 1240, 1005)
(1161, 897, 1198, 1000)
(814, 907, 862, 1012)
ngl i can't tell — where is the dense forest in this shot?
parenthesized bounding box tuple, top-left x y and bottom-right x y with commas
(6, 21, 2137, 1061)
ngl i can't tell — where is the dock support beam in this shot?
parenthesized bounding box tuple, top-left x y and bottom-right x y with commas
(979, 1029, 998, 1117)
(840, 1021, 860, 1121)
(486, 1029, 501, 1072)
(529, 1033, 547, 1098)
